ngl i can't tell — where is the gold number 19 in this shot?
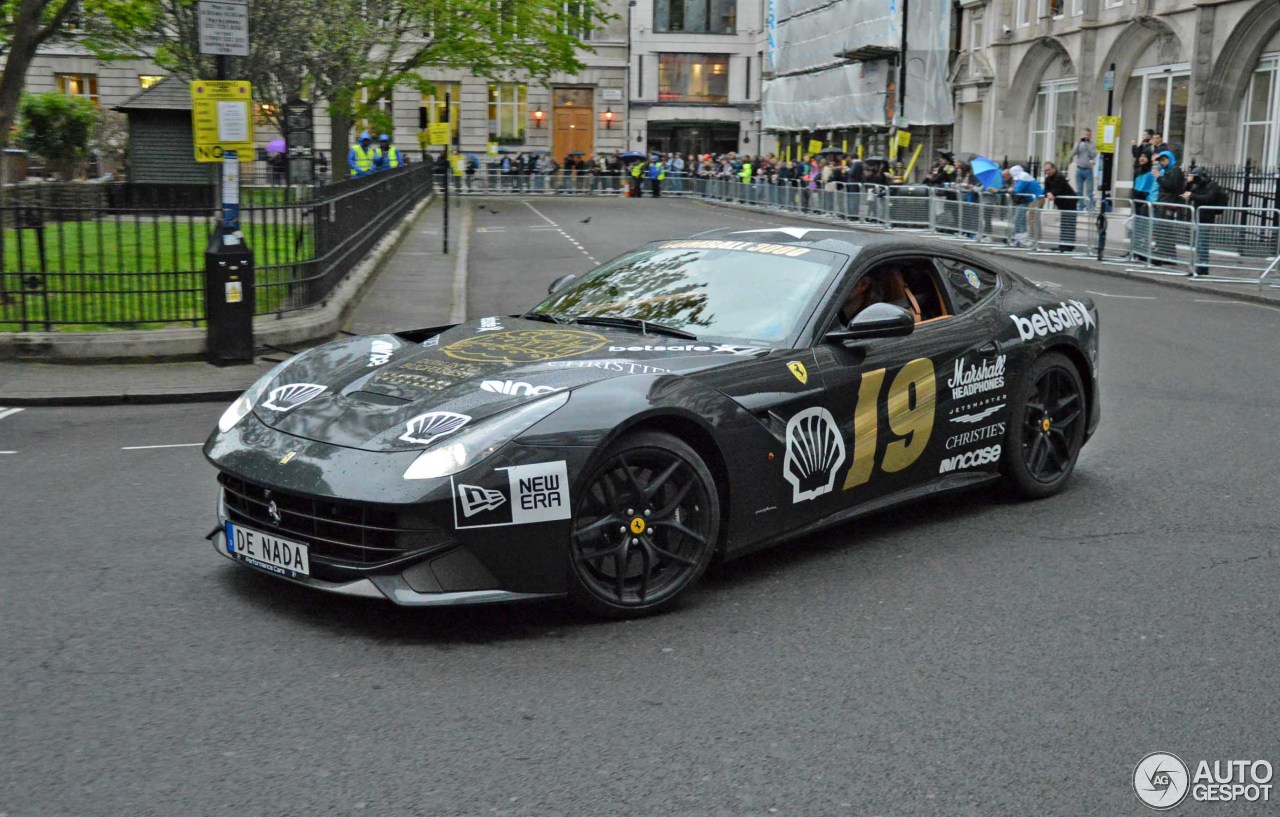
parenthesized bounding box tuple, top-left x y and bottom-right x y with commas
(842, 358, 937, 489)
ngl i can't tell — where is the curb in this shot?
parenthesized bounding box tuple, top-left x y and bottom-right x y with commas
(449, 200, 473, 323)
(0, 191, 437, 362)
(695, 198, 1280, 310)
(3, 388, 249, 408)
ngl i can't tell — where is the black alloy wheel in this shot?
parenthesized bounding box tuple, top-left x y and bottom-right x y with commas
(568, 430, 720, 617)
(1004, 352, 1087, 499)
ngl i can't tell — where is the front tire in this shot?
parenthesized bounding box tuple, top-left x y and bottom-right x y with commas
(1003, 352, 1087, 499)
(568, 431, 720, 618)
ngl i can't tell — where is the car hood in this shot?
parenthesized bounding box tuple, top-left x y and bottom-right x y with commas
(251, 317, 770, 451)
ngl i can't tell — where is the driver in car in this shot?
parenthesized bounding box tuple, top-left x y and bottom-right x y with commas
(840, 266, 921, 324)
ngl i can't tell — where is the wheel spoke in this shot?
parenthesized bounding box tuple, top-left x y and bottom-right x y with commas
(616, 454, 648, 502)
(1030, 436, 1051, 474)
(652, 479, 695, 519)
(598, 471, 621, 509)
(643, 535, 697, 567)
(650, 518, 708, 545)
(643, 460, 683, 501)
(575, 513, 621, 537)
(1025, 399, 1047, 415)
(1053, 392, 1080, 414)
(576, 541, 622, 564)
(636, 543, 652, 603)
(613, 541, 630, 600)
(1054, 408, 1082, 430)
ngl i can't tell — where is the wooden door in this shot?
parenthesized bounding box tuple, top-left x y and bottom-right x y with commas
(552, 88, 594, 163)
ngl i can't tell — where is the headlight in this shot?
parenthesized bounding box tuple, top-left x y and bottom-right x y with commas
(403, 391, 570, 480)
(217, 359, 292, 433)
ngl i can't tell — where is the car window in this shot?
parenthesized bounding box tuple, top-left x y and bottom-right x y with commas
(834, 258, 951, 329)
(938, 259, 1000, 313)
(531, 240, 849, 344)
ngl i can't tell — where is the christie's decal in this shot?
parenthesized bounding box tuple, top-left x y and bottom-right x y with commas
(1010, 300, 1095, 340)
(948, 354, 1006, 400)
(549, 360, 671, 375)
(944, 422, 1005, 450)
(452, 461, 572, 529)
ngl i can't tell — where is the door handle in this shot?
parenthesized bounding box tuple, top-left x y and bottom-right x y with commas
(978, 340, 1001, 355)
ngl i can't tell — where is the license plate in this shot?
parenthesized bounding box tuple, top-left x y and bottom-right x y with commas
(225, 521, 310, 577)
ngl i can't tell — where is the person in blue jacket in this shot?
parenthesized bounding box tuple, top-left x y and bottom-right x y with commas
(348, 131, 377, 177)
(1008, 165, 1044, 247)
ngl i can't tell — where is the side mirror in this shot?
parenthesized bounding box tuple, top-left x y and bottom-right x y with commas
(824, 302, 915, 343)
(548, 274, 577, 294)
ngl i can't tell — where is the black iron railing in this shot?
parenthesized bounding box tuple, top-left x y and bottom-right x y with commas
(0, 163, 432, 331)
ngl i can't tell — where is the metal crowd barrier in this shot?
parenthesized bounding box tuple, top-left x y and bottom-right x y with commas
(439, 168, 1279, 281)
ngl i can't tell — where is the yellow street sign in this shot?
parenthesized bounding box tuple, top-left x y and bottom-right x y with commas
(896, 130, 912, 148)
(427, 122, 451, 145)
(807, 139, 823, 156)
(1096, 115, 1122, 154)
(191, 80, 254, 163)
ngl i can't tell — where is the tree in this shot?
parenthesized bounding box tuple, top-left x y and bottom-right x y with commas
(132, 0, 613, 165)
(0, 0, 158, 162)
(17, 91, 95, 178)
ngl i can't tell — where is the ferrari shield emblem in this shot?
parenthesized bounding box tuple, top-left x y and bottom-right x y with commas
(787, 361, 808, 385)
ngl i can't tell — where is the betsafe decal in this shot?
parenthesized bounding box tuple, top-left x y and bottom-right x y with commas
(452, 461, 572, 529)
(1010, 300, 1095, 340)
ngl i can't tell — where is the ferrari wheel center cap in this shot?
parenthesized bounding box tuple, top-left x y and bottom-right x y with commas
(629, 516, 646, 535)
(1041, 418, 1051, 432)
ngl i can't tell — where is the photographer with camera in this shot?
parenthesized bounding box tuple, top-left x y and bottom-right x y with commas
(1070, 128, 1098, 212)
(1131, 129, 1156, 178)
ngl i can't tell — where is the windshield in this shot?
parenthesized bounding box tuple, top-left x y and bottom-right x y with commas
(530, 240, 848, 343)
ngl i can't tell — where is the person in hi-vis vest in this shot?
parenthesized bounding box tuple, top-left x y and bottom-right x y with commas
(375, 133, 405, 171)
(348, 131, 377, 176)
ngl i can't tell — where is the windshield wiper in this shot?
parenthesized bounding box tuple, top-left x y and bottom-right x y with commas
(571, 315, 699, 340)
(519, 312, 571, 324)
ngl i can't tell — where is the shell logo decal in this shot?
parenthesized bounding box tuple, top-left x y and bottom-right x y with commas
(787, 361, 808, 385)
(782, 407, 847, 503)
(262, 383, 326, 412)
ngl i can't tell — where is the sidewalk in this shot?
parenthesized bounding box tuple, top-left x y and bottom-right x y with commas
(0, 198, 466, 406)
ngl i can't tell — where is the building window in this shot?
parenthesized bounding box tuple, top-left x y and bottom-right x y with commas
(1104, 0, 1124, 9)
(969, 15, 984, 74)
(1071, 0, 1083, 16)
(1016, 0, 1032, 27)
(56, 73, 98, 105)
(560, 0, 593, 38)
(658, 54, 729, 103)
(1241, 56, 1279, 167)
(423, 83, 461, 136)
(1029, 79, 1077, 166)
(655, 0, 736, 34)
(1047, 0, 1064, 19)
(488, 83, 527, 143)
(1135, 67, 1190, 156)
(138, 75, 164, 89)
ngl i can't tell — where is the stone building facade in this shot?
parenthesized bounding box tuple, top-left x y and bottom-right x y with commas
(954, 0, 1280, 192)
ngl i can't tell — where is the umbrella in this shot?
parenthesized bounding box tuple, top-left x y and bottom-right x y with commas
(970, 156, 1003, 188)
(620, 151, 646, 160)
(864, 155, 888, 164)
(266, 139, 286, 154)
(567, 151, 586, 156)
(527, 149, 551, 156)
(817, 147, 845, 156)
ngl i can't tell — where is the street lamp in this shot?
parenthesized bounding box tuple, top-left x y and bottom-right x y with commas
(532, 108, 546, 128)
(603, 107, 615, 129)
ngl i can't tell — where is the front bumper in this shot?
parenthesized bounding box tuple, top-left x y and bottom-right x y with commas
(210, 526, 561, 606)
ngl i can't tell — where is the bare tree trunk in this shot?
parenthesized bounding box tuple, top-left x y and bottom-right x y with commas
(330, 109, 353, 180)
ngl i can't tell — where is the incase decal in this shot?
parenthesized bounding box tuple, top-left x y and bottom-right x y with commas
(452, 461, 572, 528)
(783, 407, 847, 503)
(480, 380, 564, 397)
(1010, 300, 1095, 340)
(399, 411, 471, 446)
(948, 354, 1006, 400)
(262, 383, 326, 412)
(939, 444, 1002, 473)
(367, 338, 397, 367)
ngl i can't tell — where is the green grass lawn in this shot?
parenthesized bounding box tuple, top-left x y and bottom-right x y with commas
(0, 215, 316, 331)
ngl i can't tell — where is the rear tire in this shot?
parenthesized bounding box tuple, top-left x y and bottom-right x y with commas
(567, 431, 720, 618)
(1003, 352, 1087, 499)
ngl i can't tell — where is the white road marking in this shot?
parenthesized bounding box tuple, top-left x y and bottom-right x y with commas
(0, 407, 25, 421)
(1031, 280, 1063, 289)
(1193, 299, 1275, 308)
(522, 202, 599, 264)
(0, 451, 16, 455)
(121, 443, 204, 451)
(1084, 290, 1157, 300)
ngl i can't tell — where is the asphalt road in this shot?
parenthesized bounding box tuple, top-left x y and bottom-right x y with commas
(3, 196, 1279, 816)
